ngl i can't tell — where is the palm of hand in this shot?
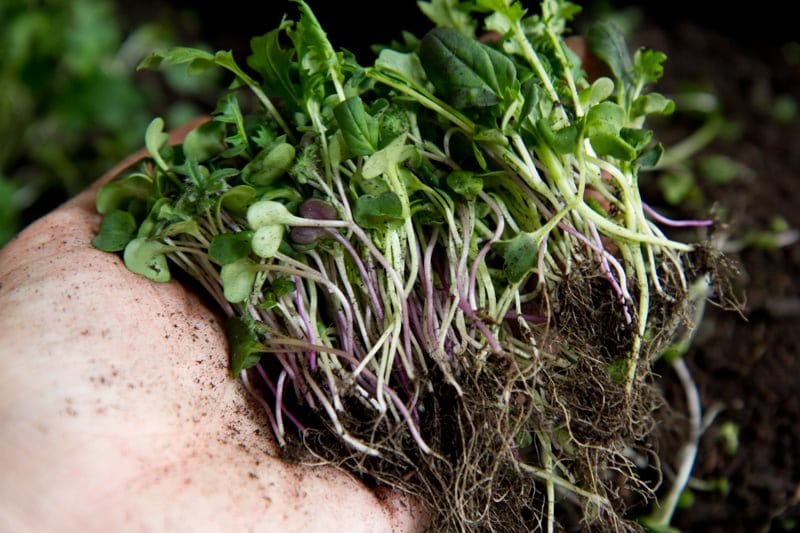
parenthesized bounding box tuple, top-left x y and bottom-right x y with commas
(0, 142, 423, 532)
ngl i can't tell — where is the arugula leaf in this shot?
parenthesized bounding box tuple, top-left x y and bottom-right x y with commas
(334, 96, 380, 157)
(247, 22, 302, 111)
(633, 48, 667, 85)
(419, 27, 517, 109)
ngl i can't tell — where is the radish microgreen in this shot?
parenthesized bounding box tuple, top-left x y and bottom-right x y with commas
(94, 1, 717, 530)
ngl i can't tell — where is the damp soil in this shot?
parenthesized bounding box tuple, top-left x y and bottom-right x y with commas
(632, 20, 800, 533)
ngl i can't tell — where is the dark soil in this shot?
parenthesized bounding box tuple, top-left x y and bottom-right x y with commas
(633, 20, 800, 533)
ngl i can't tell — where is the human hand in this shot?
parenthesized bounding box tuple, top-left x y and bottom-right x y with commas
(0, 121, 427, 532)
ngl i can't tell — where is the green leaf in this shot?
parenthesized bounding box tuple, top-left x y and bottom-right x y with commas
(209, 231, 254, 265)
(333, 96, 380, 157)
(375, 49, 429, 88)
(362, 135, 415, 179)
(586, 21, 633, 89)
(632, 92, 675, 117)
(247, 200, 295, 228)
(242, 142, 296, 186)
(95, 175, 152, 215)
(419, 27, 516, 109)
(620, 127, 653, 151)
(633, 48, 667, 85)
(221, 258, 259, 303)
(354, 191, 405, 230)
(586, 101, 635, 160)
(123, 238, 171, 282)
(579, 77, 615, 108)
(247, 23, 302, 110)
(538, 119, 582, 154)
(636, 143, 664, 168)
(182, 120, 225, 162)
(447, 170, 483, 199)
(589, 131, 635, 160)
(218, 185, 257, 217)
(502, 232, 538, 283)
(417, 0, 477, 35)
(251, 224, 285, 258)
(226, 316, 262, 376)
(138, 46, 215, 72)
(214, 92, 250, 157)
(145, 117, 170, 171)
(92, 210, 137, 252)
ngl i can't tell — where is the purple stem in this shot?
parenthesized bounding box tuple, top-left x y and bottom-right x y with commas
(255, 363, 307, 431)
(331, 231, 385, 323)
(643, 203, 714, 228)
(293, 276, 318, 371)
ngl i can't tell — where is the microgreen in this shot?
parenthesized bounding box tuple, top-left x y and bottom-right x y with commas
(94, 2, 713, 530)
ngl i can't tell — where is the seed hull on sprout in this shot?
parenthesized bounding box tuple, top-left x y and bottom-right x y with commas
(92, 1, 724, 530)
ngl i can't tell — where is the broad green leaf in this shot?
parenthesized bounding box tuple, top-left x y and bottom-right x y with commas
(589, 131, 635, 161)
(209, 231, 254, 265)
(632, 92, 675, 117)
(242, 142, 296, 186)
(226, 316, 262, 376)
(579, 77, 614, 108)
(502, 232, 538, 283)
(221, 258, 259, 303)
(586, 21, 633, 89)
(92, 210, 136, 252)
(419, 27, 516, 109)
(417, 0, 477, 35)
(354, 191, 405, 230)
(95, 175, 152, 215)
(218, 185, 257, 217)
(447, 170, 483, 199)
(123, 238, 171, 282)
(333, 96, 380, 157)
(251, 224, 285, 258)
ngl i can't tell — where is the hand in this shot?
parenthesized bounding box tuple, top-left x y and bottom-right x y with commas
(0, 121, 426, 532)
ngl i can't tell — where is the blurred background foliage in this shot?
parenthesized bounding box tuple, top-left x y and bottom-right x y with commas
(0, 0, 220, 246)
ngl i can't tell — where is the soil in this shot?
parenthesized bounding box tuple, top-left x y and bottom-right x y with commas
(631, 20, 800, 532)
(115, 2, 800, 530)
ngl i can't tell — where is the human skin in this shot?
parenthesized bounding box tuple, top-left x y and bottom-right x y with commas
(0, 121, 427, 532)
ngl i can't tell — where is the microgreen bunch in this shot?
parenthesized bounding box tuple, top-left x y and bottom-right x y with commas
(93, 1, 713, 529)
